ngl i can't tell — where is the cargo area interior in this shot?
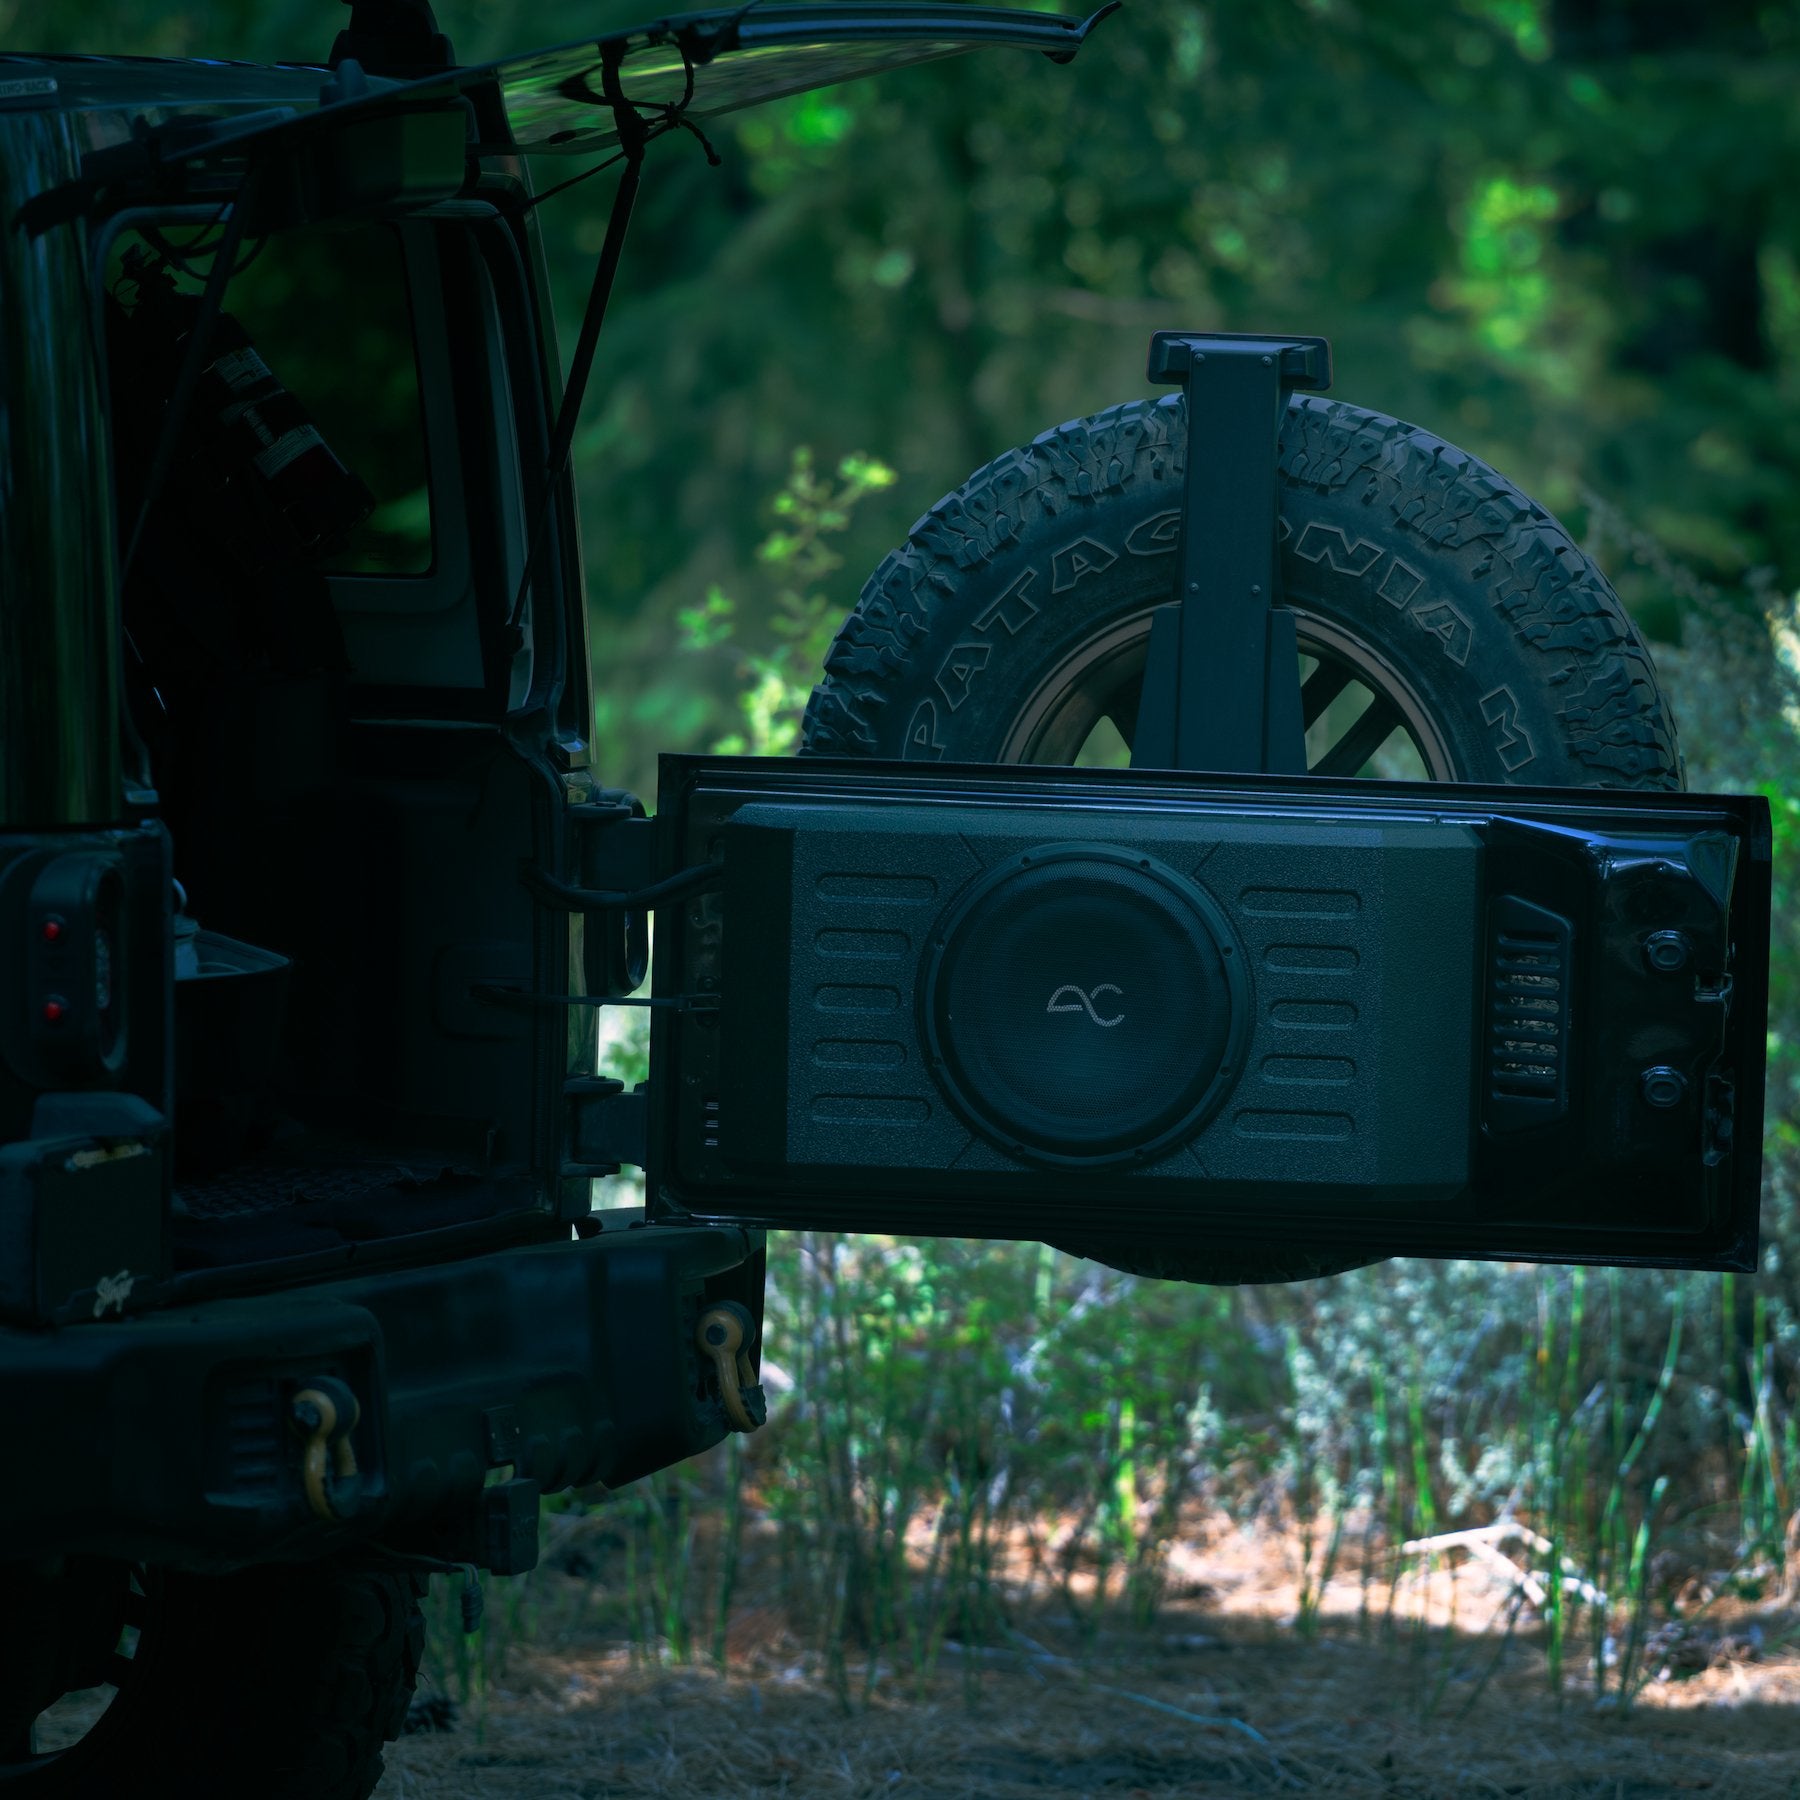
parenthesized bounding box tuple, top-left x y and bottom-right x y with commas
(104, 206, 568, 1272)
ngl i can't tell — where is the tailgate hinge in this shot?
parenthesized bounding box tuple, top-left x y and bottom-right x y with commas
(564, 1076, 647, 1177)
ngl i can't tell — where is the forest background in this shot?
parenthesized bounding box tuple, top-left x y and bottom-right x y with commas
(12, 0, 1800, 1717)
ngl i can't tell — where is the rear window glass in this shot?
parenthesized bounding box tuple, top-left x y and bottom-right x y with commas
(107, 220, 432, 575)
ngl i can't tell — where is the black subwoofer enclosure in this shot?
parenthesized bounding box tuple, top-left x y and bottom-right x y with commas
(651, 756, 1769, 1272)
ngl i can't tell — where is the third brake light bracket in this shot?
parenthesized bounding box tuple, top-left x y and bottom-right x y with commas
(1131, 331, 1333, 777)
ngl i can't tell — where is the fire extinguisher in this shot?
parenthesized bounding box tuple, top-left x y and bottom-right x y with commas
(120, 244, 376, 558)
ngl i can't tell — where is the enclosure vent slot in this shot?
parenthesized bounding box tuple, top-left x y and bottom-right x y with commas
(220, 1378, 284, 1498)
(1484, 898, 1573, 1126)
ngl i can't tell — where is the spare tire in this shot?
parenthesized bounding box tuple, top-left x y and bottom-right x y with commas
(802, 391, 1682, 1284)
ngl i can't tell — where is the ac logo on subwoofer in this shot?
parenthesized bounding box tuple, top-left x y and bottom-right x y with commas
(1046, 983, 1125, 1028)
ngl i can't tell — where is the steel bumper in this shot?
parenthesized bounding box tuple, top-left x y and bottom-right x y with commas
(0, 1219, 763, 1572)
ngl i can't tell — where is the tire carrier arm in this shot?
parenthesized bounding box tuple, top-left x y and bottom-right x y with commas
(1129, 331, 1333, 776)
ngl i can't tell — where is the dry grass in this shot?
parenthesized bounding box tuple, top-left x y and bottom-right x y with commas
(374, 1519, 1800, 1800)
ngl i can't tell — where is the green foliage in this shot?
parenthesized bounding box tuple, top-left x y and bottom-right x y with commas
(678, 447, 896, 757)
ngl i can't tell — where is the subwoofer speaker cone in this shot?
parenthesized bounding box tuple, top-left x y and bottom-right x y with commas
(920, 844, 1248, 1166)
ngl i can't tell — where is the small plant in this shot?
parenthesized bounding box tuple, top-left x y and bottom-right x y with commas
(680, 447, 897, 758)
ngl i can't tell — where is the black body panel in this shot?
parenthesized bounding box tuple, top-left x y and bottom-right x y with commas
(0, 1216, 762, 1571)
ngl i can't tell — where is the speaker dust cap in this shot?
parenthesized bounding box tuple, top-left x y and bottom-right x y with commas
(921, 844, 1247, 1167)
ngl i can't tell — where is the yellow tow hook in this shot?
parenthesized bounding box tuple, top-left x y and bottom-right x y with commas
(696, 1303, 767, 1433)
(290, 1378, 365, 1521)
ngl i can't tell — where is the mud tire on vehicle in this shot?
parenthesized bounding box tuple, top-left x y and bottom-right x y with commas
(802, 392, 1683, 1285)
(2, 1565, 425, 1799)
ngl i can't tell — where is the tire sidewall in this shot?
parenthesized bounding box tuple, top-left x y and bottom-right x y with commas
(834, 397, 1666, 790)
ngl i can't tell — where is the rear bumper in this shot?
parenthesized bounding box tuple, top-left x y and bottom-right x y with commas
(0, 1218, 763, 1572)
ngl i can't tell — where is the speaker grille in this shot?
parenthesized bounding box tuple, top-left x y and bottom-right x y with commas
(921, 844, 1247, 1165)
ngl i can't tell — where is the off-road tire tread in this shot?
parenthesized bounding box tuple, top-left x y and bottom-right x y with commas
(802, 393, 1680, 790)
(266, 1566, 428, 1797)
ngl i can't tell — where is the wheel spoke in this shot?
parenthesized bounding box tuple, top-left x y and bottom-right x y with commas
(1312, 694, 1403, 778)
(1106, 690, 1139, 749)
(1300, 660, 1354, 730)
(1019, 620, 1447, 781)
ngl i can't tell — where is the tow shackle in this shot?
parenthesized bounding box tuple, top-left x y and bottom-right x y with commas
(696, 1301, 767, 1434)
(289, 1375, 366, 1522)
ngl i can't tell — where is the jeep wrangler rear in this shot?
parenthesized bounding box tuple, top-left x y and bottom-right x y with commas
(0, 1, 1769, 1791)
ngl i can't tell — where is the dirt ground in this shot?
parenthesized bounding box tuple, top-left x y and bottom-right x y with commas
(372, 1524, 1800, 1800)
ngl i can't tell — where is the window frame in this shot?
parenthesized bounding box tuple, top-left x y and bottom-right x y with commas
(91, 199, 554, 716)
